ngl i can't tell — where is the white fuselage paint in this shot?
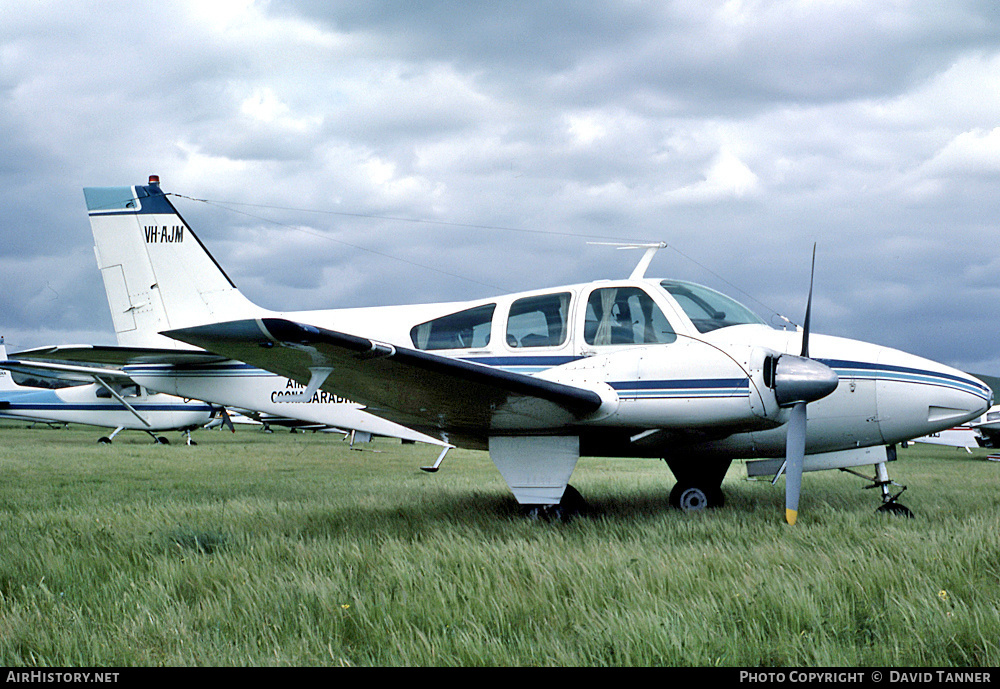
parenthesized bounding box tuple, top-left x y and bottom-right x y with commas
(240, 278, 991, 459)
(0, 383, 213, 432)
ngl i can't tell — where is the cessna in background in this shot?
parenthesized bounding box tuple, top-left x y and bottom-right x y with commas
(0, 337, 216, 444)
(54, 177, 995, 523)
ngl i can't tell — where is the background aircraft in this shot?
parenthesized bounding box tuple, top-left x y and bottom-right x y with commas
(0, 337, 217, 444)
(911, 403, 999, 451)
(11, 342, 448, 452)
(68, 179, 994, 522)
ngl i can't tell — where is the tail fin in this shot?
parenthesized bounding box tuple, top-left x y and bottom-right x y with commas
(85, 176, 264, 349)
(0, 336, 15, 391)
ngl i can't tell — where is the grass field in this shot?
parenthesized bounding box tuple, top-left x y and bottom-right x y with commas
(1, 419, 998, 667)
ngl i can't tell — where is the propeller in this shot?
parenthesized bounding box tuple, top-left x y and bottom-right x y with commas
(219, 407, 236, 433)
(771, 245, 838, 525)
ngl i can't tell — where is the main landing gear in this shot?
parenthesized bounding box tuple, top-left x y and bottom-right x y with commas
(666, 458, 731, 511)
(96, 427, 189, 445)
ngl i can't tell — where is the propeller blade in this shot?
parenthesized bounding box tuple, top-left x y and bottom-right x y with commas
(785, 243, 818, 524)
(785, 401, 807, 525)
(220, 407, 236, 433)
(801, 243, 816, 358)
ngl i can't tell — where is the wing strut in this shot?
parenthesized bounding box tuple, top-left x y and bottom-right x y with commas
(93, 376, 151, 427)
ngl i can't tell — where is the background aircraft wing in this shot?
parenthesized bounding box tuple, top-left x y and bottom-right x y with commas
(13, 344, 229, 367)
(165, 318, 605, 436)
(0, 359, 138, 386)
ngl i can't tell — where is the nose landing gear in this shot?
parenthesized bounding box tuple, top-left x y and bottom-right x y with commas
(842, 461, 914, 518)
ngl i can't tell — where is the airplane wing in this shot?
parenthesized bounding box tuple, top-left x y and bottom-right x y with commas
(0, 359, 137, 386)
(0, 358, 181, 428)
(165, 318, 605, 436)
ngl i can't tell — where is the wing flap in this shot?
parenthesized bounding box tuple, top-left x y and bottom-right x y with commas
(165, 318, 604, 434)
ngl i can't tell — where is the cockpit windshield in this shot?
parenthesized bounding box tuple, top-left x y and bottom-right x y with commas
(658, 280, 766, 333)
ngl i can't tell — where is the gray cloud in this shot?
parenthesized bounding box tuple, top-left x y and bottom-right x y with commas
(1, 0, 998, 377)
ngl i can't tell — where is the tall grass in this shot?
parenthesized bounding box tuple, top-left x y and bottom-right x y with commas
(1, 420, 998, 666)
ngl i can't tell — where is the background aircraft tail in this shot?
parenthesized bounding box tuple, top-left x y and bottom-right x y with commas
(85, 176, 264, 349)
(0, 336, 15, 391)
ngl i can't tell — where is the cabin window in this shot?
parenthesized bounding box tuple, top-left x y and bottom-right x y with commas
(584, 287, 676, 345)
(410, 304, 496, 350)
(505, 292, 571, 348)
(95, 384, 141, 398)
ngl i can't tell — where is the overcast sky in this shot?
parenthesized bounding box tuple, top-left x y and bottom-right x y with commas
(1, 1, 998, 375)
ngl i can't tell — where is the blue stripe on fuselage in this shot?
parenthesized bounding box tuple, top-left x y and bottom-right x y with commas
(819, 359, 992, 401)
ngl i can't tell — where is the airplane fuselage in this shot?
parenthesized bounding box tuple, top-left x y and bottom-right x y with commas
(247, 276, 991, 458)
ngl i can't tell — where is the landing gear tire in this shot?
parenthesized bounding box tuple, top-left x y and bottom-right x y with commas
(97, 437, 112, 445)
(876, 501, 914, 518)
(155, 436, 170, 445)
(669, 483, 724, 511)
(522, 484, 587, 521)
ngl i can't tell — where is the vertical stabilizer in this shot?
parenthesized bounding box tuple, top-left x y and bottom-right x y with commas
(0, 336, 18, 391)
(85, 176, 263, 349)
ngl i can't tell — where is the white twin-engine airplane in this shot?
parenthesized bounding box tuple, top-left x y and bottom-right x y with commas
(77, 177, 991, 523)
(0, 337, 216, 444)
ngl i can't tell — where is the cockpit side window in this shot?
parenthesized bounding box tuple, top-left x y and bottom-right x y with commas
(505, 292, 571, 348)
(95, 383, 141, 398)
(659, 280, 765, 333)
(410, 304, 496, 350)
(584, 287, 677, 346)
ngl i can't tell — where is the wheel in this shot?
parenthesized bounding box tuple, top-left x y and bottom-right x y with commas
(155, 436, 170, 445)
(876, 502, 914, 518)
(97, 437, 112, 445)
(559, 484, 587, 516)
(669, 483, 724, 511)
(521, 484, 587, 521)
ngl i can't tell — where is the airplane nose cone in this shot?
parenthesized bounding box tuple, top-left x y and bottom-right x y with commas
(874, 348, 992, 444)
